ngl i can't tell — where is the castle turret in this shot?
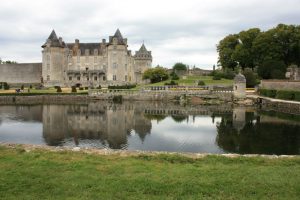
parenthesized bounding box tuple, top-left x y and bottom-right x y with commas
(41, 30, 68, 87)
(134, 43, 152, 83)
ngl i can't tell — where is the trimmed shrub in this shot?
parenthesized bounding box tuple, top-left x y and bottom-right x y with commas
(29, 85, 32, 89)
(164, 80, 178, 86)
(97, 85, 102, 89)
(21, 85, 24, 90)
(79, 87, 84, 90)
(3, 82, 9, 90)
(197, 80, 205, 86)
(84, 87, 88, 90)
(71, 86, 77, 93)
(56, 86, 62, 93)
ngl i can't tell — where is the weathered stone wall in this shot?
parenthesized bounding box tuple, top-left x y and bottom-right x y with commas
(0, 63, 42, 85)
(260, 80, 300, 91)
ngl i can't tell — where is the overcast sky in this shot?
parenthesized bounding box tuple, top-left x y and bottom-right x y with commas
(0, 0, 299, 69)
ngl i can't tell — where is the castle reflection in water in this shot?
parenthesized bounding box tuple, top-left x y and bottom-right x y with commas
(43, 102, 152, 148)
(0, 102, 299, 154)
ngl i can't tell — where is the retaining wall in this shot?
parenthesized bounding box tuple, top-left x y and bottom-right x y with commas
(260, 80, 300, 91)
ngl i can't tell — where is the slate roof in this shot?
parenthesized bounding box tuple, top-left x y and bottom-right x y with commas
(66, 43, 104, 56)
(41, 30, 65, 48)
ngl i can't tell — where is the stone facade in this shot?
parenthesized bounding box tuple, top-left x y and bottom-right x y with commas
(0, 63, 42, 86)
(260, 80, 300, 91)
(286, 65, 300, 81)
(41, 29, 152, 87)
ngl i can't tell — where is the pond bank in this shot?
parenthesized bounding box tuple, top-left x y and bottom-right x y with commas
(0, 143, 299, 199)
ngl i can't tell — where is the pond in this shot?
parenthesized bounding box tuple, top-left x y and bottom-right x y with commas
(0, 102, 299, 155)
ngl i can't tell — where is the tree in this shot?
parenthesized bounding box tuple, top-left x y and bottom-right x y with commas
(143, 67, 169, 83)
(243, 68, 257, 88)
(257, 59, 286, 79)
(217, 34, 239, 70)
(172, 63, 187, 71)
(232, 28, 260, 69)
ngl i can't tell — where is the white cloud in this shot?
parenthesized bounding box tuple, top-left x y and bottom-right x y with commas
(0, 0, 299, 68)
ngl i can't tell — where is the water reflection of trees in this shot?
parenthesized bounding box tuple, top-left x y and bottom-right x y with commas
(216, 113, 300, 155)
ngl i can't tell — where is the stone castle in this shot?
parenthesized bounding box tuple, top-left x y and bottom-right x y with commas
(0, 29, 152, 87)
(42, 29, 152, 87)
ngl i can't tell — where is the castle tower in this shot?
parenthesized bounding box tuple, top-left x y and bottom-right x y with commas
(233, 73, 246, 99)
(134, 43, 152, 83)
(107, 29, 131, 85)
(41, 30, 69, 87)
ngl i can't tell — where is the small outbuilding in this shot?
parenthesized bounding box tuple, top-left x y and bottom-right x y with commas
(233, 73, 246, 99)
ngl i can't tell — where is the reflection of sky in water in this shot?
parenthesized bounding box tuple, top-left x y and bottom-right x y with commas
(127, 116, 224, 153)
(0, 121, 43, 144)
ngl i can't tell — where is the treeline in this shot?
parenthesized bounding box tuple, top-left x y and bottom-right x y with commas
(0, 58, 17, 64)
(217, 24, 300, 79)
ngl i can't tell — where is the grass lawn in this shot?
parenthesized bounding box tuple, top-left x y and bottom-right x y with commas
(142, 75, 233, 87)
(0, 146, 299, 199)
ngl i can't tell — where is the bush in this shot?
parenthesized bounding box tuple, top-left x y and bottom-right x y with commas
(84, 87, 88, 90)
(170, 71, 180, 80)
(3, 82, 9, 90)
(197, 80, 205, 86)
(97, 85, 102, 89)
(56, 86, 62, 93)
(29, 85, 32, 89)
(259, 89, 300, 101)
(164, 81, 178, 85)
(21, 85, 24, 90)
(213, 73, 222, 80)
(71, 86, 77, 93)
(79, 87, 84, 90)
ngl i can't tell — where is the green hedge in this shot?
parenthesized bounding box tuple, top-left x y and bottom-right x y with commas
(259, 89, 300, 101)
(108, 84, 136, 90)
(0, 92, 88, 96)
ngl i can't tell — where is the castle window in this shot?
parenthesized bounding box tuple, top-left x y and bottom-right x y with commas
(129, 76, 131, 82)
(103, 76, 106, 81)
(113, 75, 117, 81)
(113, 63, 117, 69)
(47, 75, 50, 81)
(125, 75, 127, 82)
(77, 76, 80, 81)
(94, 76, 97, 81)
(69, 77, 72, 81)
(125, 64, 127, 71)
(87, 77, 89, 81)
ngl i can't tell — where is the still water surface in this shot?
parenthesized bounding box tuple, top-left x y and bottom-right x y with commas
(0, 102, 299, 155)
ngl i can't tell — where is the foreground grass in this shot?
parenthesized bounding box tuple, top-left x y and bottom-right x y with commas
(0, 147, 299, 199)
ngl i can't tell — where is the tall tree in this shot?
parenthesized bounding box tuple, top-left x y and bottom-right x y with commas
(217, 34, 239, 70)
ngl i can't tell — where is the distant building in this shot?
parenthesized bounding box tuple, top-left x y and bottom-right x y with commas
(41, 29, 152, 87)
(286, 65, 300, 81)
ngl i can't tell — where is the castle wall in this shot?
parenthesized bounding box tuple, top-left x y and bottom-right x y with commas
(0, 63, 42, 86)
(260, 80, 300, 91)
